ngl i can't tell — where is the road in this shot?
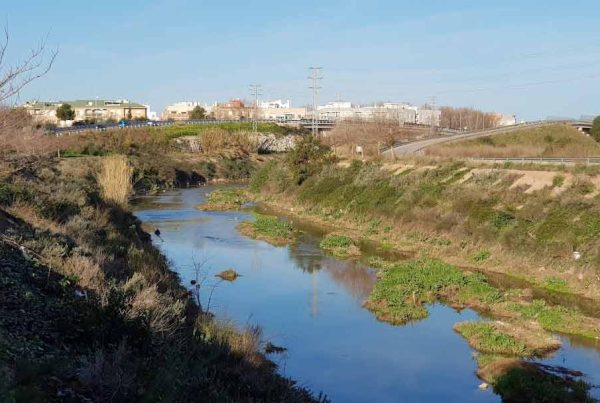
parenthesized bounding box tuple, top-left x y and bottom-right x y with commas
(381, 120, 591, 158)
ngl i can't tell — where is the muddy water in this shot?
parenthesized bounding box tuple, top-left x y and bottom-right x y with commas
(134, 187, 600, 402)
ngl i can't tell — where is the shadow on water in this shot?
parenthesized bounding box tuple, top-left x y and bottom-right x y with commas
(134, 187, 600, 403)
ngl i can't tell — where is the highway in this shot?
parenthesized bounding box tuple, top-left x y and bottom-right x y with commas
(381, 120, 593, 158)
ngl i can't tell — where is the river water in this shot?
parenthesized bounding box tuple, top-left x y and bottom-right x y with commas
(133, 187, 600, 402)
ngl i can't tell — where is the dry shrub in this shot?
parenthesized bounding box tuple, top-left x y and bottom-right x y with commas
(229, 131, 258, 154)
(97, 155, 132, 206)
(198, 128, 228, 153)
(324, 119, 433, 159)
(77, 340, 137, 401)
(0, 107, 48, 155)
(123, 273, 186, 337)
(196, 315, 263, 366)
(63, 254, 107, 298)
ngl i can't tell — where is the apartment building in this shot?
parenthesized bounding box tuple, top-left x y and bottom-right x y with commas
(23, 99, 147, 123)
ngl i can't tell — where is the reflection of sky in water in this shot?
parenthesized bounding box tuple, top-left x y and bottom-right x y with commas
(135, 188, 600, 403)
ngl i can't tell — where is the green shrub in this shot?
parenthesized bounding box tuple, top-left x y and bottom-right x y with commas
(552, 175, 565, 188)
(285, 135, 331, 185)
(472, 249, 491, 262)
(220, 158, 253, 180)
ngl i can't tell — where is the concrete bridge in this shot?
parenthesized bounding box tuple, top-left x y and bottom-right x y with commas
(381, 120, 595, 158)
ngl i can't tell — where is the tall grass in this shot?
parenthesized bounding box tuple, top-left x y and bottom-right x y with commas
(98, 155, 133, 206)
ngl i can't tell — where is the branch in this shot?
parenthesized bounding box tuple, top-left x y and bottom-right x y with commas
(0, 27, 57, 103)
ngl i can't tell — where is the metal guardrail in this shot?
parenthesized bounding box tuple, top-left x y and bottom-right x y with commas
(469, 157, 600, 165)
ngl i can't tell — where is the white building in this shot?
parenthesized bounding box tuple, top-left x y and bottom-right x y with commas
(314, 100, 439, 126)
(259, 99, 291, 109)
(496, 114, 517, 126)
(161, 101, 214, 120)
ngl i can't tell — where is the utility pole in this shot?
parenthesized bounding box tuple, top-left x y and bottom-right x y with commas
(308, 67, 323, 136)
(429, 95, 437, 134)
(249, 84, 262, 133)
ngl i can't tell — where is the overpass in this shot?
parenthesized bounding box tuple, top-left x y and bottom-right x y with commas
(381, 120, 594, 158)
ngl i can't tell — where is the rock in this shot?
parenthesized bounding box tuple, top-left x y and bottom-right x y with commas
(478, 382, 489, 390)
(265, 342, 287, 354)
(216, 269, 240, 281)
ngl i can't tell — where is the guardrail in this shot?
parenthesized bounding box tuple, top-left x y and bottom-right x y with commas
(468, 157, 600, 165)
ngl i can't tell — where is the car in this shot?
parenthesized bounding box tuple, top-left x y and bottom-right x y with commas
(147, 121, 157, 126)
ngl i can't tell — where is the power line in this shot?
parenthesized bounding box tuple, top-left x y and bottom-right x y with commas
(249, 84, 262, 133)
(308, 67, 322, 135)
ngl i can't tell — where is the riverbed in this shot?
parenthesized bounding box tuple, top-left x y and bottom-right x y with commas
(134, 187, 600, 402)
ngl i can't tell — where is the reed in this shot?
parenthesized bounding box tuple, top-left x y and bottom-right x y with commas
(98, 155, 133, 206)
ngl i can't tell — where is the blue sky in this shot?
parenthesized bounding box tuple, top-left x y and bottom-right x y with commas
(3, 0, 600, 119)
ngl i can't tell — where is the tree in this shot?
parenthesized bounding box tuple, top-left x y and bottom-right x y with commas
(0, 25, 57, 103)
(56, 103, 75, 121)
(592, 116, 600, 142)
(286, 135, 331, 185)
(189, 105, 206, 120)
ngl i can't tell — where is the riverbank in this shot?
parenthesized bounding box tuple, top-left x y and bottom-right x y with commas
(0, 153, 319, 402)
(249, 148, 600, 302)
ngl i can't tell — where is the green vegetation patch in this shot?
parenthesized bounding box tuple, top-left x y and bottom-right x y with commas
(197, 188, 248, 211)
(455, 322, 529, 356)
(319, 234, 361, 258)
(238, 214, 296, 246)
(541, 277, 570, 293)
(510, 299, 599, 339)
(365, 259, 502, 325)
(153, 122, 293, 139)
(455, 321, 560, 359)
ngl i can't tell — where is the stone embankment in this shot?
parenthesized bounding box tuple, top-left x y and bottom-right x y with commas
(176, 133, 299, 153)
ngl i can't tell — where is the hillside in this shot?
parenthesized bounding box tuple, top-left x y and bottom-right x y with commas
(426, 124, 600, 158)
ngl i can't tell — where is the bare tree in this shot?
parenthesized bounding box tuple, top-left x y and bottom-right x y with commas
(0, 25, 57, 103)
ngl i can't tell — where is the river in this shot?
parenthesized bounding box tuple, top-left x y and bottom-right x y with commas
(133, 186, 600, 402)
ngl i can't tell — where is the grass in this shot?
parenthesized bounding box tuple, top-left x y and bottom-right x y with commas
(97, 155, 133, 206)
(455, 322, 529, 356)
(238, 213, 296, 246)
(509, 299, 599, 339)
(197, 188, 248, 211)
(364, 259, 502, 324)
(541, 277, 570, 293)
(153, 122, 294, 139)
(319, 234, 361, 258)
(454, 321, 560, 357)
(427, 124, 600, 158)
